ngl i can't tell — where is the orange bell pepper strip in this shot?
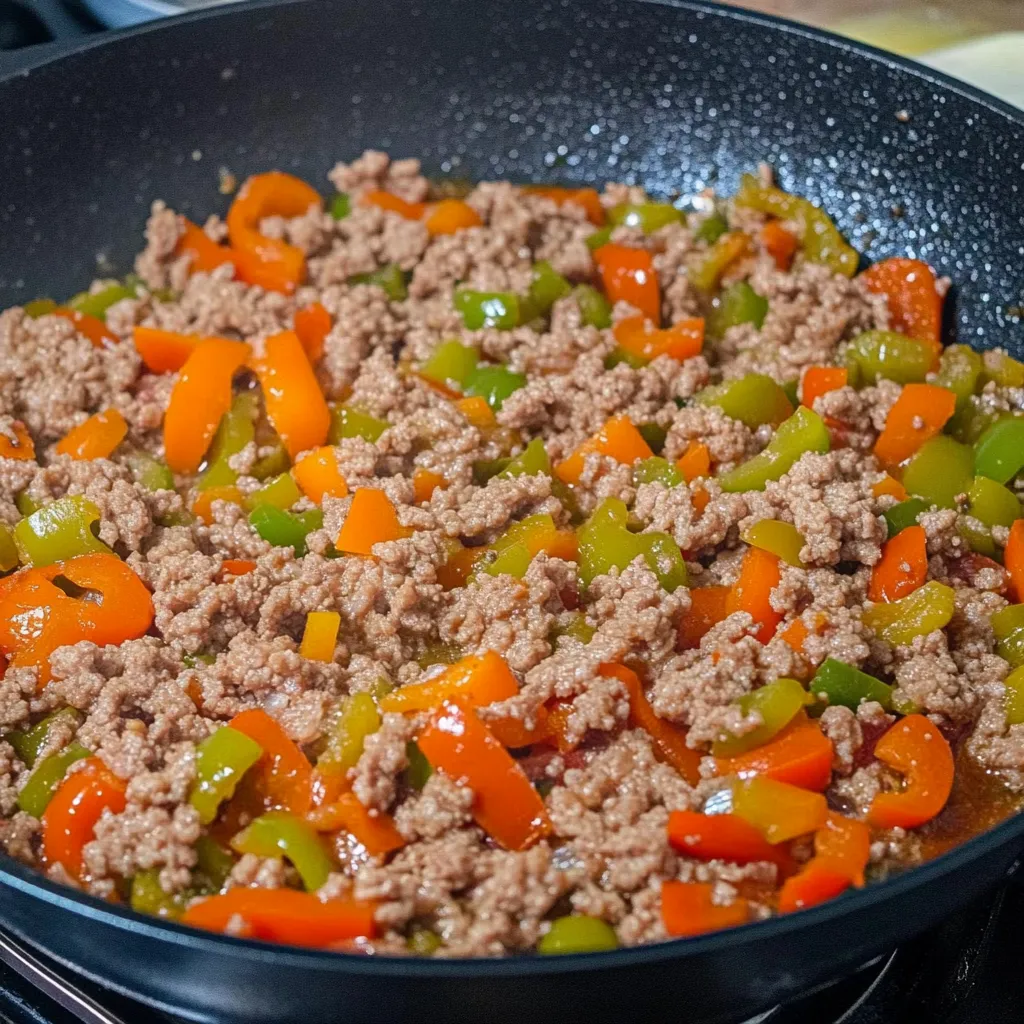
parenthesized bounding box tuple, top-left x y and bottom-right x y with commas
(860, 257, 942, 349)
(777, 859, 851, 914)
(872, 474, 909, 501)
(868, 524, 927, 603)
(412, 468, 447, 504)
(554, 415, 653, 485)
(524, 186, 605, 226)
(293, 446, 348, 504)
(0, 420, 35, 462)
(360, 190, 426, 220)
(867, 714, 954, 829)
(606, 663, 701, 785)
(229, 708, 313, 816)
(54, 408, 128, 461)
(335, 489, 411, 556)
(57, 553, 155, 649)
(713, 712, 834, 791)
(175, 218, 236, 275)
(41, 757, 127, 879)
(133, 326, 205, 374)
(676, 441, 711, 483)
(226, 171, 323, 294)
(667, 811, 795, 871)
(487, 707, 551, 749)
(760, 220, 799, 271)
(192, 485, 244, 525)
(593, 243, 660, 322)
(661, 880, 749, 938)
(250, 330, 331, 460)
(874, 383, 956, 469)
(219, 558, 257, 579)
(164, 337, 250, 474)
(51, 308, 118, 349)
(541, 700, 577, 754)
(612, 314, 704, 362)
(1005, 519, 1024, 603)
(800, 366, 848, 409)
(293, 302, 332, 363)
(456, 395, 496, 428)
(424, 198, 483, 235)
(418, 700, 552, 851)
(437, 544, 484, 590)
(181, 888, 378, 946)
(306, 792, 405, 856)
(777, 812, 871, 912)
(726, 547, 783, 644)
(380, 650, 519, 714)
(678, 585, 731, 651)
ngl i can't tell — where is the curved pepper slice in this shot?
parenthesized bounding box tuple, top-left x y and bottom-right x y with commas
(612, 315, 704, 364)
(293, 302, 332, 363)
(688, 232, 752, 293)
(1006, 520, 1024, 603)
(360, 190, 426, 220)
(741, 519, 805, 568)
(810, 658, 893, 712)
(0, 420, 35, 462)
(181, 888, 378, 946)
(661, 880, 749, 938)
(41, 757, 127, 879)
(707, 281, 768, 338)
(482, 514, 578, 578)
(678, 585, 730, 650)
(231, 811, 333, 891)
(800, 366, 847, 411)
(418, 699, 552, 851)
(189, 726, 264, 825)
(227, 172, 322, 293)
(175, 219, 236, 275)
(862, 579, 955, 646)
(868, 524, 927, 604)
(714, 712, 833, 791)
(555, 416, 653, 486)
(874, 383, 956, 469)
(712, 677, 809, 757)
(13, 495, 113, 566)
(133, 326, 205, 374)
(844, 330, 937, 386)
(424, 198, 482, 235)
(381, 650, 519, 714)
(732, 775, 828, 844)
(860, 258, 942, 349)
(778, 813, 871, 913)
(593, 244, 660, 322)
(524, 186, 605, 226)
(164, 338, 250, 474)
(305, 792, 406, 856)
(867, 714, 954, 829)
(696, 373, 793, 430)
(229, 708, 312, 816)
(317, 692, 381, 777)
(902, 434, 974, 510)
(51, 308, 118, 349)
(973, 417, 1024, 486)
(55, 409, 127, 461)
(608, 202, 683, 233)
(667, 810, 794, 870)
(725, 546, 783, 644)
(250, 330, 330, 460)
(17, 742, 91, 818)
(760, 220, 799, 270)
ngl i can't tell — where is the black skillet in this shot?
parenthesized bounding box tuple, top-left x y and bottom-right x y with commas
(1, 0, 1024, 1021)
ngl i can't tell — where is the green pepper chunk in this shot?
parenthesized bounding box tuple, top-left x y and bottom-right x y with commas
(189, 726, 263, 825)
(741, 519, 805, 567)
(250, 445, 291, 481)
(130, 869, 187, 919)
(472, 456, 511, 485)
(992, 605, 1024, 668)
(946, 396, 1004, 445)
(5, 708, 83, 769)
(125, 451, 175, 492)
(781, 379, 800, 407)
(695, 373, 794, 429)
(902, 435, 974, 509)
(453, 290, 521, 330)
(524, 261, 572, 319)
(407, 928, 443, 955)
(231, 811, 332, 892)
(182, 653, 216, 669)
(416, 643, 462, 672)
(318, 692, 381, 775)
(634, 423, 666, 455)
(197, 392, 257, 491)
(863, 580, 955, 646)
(982, 350, 1024, 389)
(498, 438, 551, 480)
(400, 739, 433, 792)
(419, 341, 479, 392)
(249, 506, 323, 557)
(0, 524, 19, 572)
(707, 282, 768, 338)
(1004, 665, 1024, 725)
(734, 173, 858, 276)
(572, 284, 612, 329)
(718, 406, 830, 493)
(23, 298, 57, 318)
(883, 498, 928, 539)
(959, 518, 997, 558)
(967, 476, 1021, 529)
(67, 283, 136, 321)
(194, 835, 236, 891)
(248, 472, 302, 512)
(538, 915, 618, 955)
(329, 404, 389, 444)
(17, 742, 91, 818)
(463, 364, 527, 411)
(13, 495, 113, 567)
(552, 613, 596, 645)
(712, 678, 810, 757)
(482, 514, 571, 579)
(935, 345, 984, 408)
(633, 457, 684, 488)
(15, 493, 39, 517)
(585, 226, 614, 251)
(693, 211, 728, 244)
(974, 417, 1024, 485)
(608, 203, 684, 233)
(810, 658, 893, 712)
(844, 331, 936, 387)
(349, 264, 408, 301)
(634, 532, 688, 593)
(329, 193, 351, 220)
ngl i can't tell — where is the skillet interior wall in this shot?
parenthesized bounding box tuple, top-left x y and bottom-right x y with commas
(0, 0, 1022, 348)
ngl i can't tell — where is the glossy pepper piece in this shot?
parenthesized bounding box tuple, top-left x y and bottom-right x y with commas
(863, 580, 955, 646)
(714, 713, 834, 791)
(524, 186, 605, 225)
(55, 408, 128, 461)
(860, 258, 942, 348)
(196, 392, 257, 491)
(734, 173, 858, 276)
(336, 489, 410, 556)
(306, 791, 405, 856)
(229, 708, 312, 816)
(935, 345, 984, 407)
(522, 261, 572, 321)
(707, 281, 769, 338)
(419, 340, 478, 392)
(677, 441, 711, 483)
(538, 916, 619, 955)
(667, 810, 793, 870)
(132, 326, 205, 374)
(867, 714, 954, 829)
(293, 447, 348, 505)
(16, 742, 91, 818)
(982, 349, 1024, 388)
(453, 290, 520, 330)
(4, 708, 82, 769)
(361, 190, 425, 220)
(329, 404, 388, 444)
(293, 301, 332, 363)
(696, 373, 794, 430)
(299, 611, 341, 663)
(874, 384, 956, 469)
(694, 210, 728, 243)
(712, 677, 810, 757)
(869, 525, 927, 603)
(189, 726, 263, 825)
(633, 456, 684, 488)
(13, 495, 113, 566)
(608, 202, 683, 233)
(67, 282, 137, 320)
(1004, 665, 1024, 725)
(249, 506, 323, 557)
(967, 476, 1021, 529)
(482, 514, 578, 578)
(778, 814, 872, 913)
(500, 438, 552, 480)
(593, 244, 660, 322)
(741, 519, 805, 568)
(380, 651, 518, 715)
(248, 472, 302, 512)
(661, 880, 749, 938)
(800, 366, 848, 411)
(973, 417, 1024, 485)
(317, 692, 381, 774)
(50, 308, 118, 349)
(565, 284, 610, 330)
(991, 604, 1024, 668)
(425, 198, 483, 235)
(348, 264, 408, 301)
(124, 451, 174, 493)
(677, 585, 731, 650)
(1007, 521, 1024, 603)
(462, 364, 527, 411)
(129, 869, 188, 919)
(612, 315, 704, 364)
(0, 525, 17, 572)
(0, 420, 35, 462)
(718, 406, 830, 493)
(844, 330, 937, 386)
(760, 220, 799, 270)
(725, 546, 784, 644)
(231, 811, 333, 891)
(732, 775, 828, 844)
(902, 435, 974, 509)
(688, 231, 752, 294)
(174, 219, 236, 276)
(554, 416, 653, 486)
(810, 657, 893, 712)
(883, 498, 928, 539)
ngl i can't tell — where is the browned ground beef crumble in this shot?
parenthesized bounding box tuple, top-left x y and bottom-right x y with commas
(0, 150, 1021, 956)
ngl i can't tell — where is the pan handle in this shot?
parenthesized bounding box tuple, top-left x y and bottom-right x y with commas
(0, 927, 128, 1024)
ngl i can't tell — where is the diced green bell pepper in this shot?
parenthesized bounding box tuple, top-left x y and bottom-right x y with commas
(189, 726, 263, 825)
(453, 290, 521, 330)
(318, 692, 381, 775)
(407, 928, 443, 955)
(935, 345, 984, 408)
(718, 406, 830, 493)
(182, 652, 216, 668)
(17, 742, 91, 818)
(552, 613, 596, 645)
(538, 915, 619, 955)
(416, 644, 462, 672)
(482, 514, 566, 579)
(572, 284, 612, 329)
(67, 283, 136, 321)
(248, 472, 302, 512)
(693, 211, 728, 244)
(463, 364, 527, 411)
(419, 341, 479, 392)
(499, 438, 551, 480)
(863, 580, 955, 646)
(689, 232, 750, 293)
(1004, 665, 1024, 726)
(959, 517, 997, 558)
(403, 739, 433, 790)
(946, 396, 1004, 445)
(974, 417, 1024, 485)
(712, 677, 810, 757)
(844, 331, 935, 387)
(982, 350, 1024, 388)
(524, 261, 572, 320)
(883, 498, 928, 539)
(992, 604, 1024, 668)
(696, 373, 794, 429)
(707, 282, 768, 338)
(197, 392, 257, 491)
(193, 834, 236, 891)
(608, 203, 684, 233)
(329, 404, 389, 444)
(329, 193, 351, 220)
(585, 226, 614, 251)
(23, 298, 57, 318)
(637, 423, 667, 454)
(125, 451, 175, 492)
(902, 435, 973, 509)
(13, 495, 113, 567)
(734, 173, 858, 276)
(5, 708, 83, 769)
(633, 456, 684, 488)
(130, 869, 187, 919)
(741, 519, 805, 567)
(249, 506, 323, 557)
(349, 264, 408, 301)
(0, 524, 19, 572)
(810, 657, 893, 711)
(967, 476, 1021, 528)
(250, 445, 291, 481)
(231, 811, 333, 892)
(15, 493, 39, 517)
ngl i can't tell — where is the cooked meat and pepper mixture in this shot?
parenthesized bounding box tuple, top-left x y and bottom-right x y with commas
(1, 150, 1022, 956)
